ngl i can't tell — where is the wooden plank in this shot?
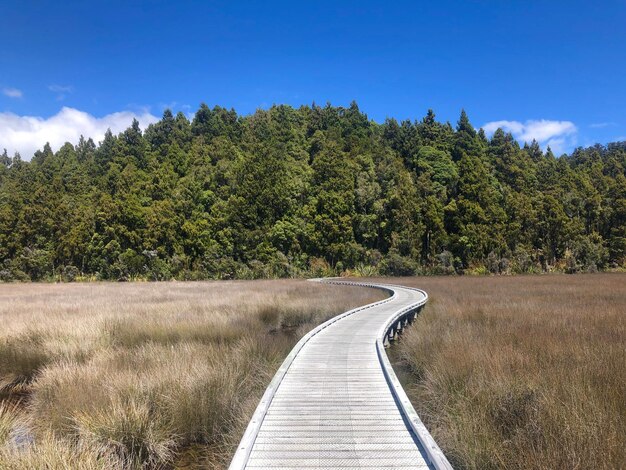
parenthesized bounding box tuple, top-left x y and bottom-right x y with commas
(245, 457, 430, 467)
(229, 281, 453, 470)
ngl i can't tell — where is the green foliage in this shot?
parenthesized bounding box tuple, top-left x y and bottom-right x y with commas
(0, 104, 624, 281)
(380, 250, 419, 276)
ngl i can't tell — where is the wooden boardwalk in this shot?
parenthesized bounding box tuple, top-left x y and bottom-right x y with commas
(230, 280, 452, 470)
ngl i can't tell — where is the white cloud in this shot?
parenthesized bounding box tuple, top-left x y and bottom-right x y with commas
(482, 119, 577, 154)
(0, 107, 158, 160)
(48, 84, 74, 101)
(482, 120, 524, 136)
(2, 87, 23, 99)
(589, 122, 616, 129)
(159, 101, 178, 111)
(48, 84, 73, 93)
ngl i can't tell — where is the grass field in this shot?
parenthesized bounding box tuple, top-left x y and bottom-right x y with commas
(384, 273, 626, 470)
(0, 280, 385, 469)
(1, 275, 624, 469)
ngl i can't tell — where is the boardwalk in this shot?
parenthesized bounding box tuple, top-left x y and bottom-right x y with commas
(230, 280, 451, 470)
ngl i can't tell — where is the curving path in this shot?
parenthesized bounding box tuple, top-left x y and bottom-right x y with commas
(230, 280, 452, 470)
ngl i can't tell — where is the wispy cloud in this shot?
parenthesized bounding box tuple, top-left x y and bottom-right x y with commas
(589, 122, 617, 129)
(48, 84, 74, 101)
(0, 107, 158, 159)
(2, 87, 23, 98)
(157, 102, 193, 118)
(159, 101, 178, 111)
(482, 119, 577, 154)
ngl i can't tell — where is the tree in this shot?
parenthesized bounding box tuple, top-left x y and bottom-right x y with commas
(0, 102, 623, 280)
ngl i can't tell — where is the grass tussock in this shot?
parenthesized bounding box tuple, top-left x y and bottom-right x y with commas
(74, 399, 178, 467)
(0, 331, 50, 383)
(0, 401, 21, 445)
(383, 273, 626, 470)
(0, 280, 384, 468)
(0, 432, 119, 469)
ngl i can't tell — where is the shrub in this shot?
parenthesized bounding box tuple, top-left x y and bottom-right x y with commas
(571, 233, 609, 271)
(61, 265, 80, 282)
(353, 263, 379, 277)
(379, 251, 418, 276)
(309, 257, 333, 277)
(564, 248, 580, 274)
(17, 248, 53, 281)
(431, 250, 456, 275)
(201, 256, 244, 280)
(511, 246, 532, 273)
(269, 252, 296, 278)
(486, 251, 499, 274)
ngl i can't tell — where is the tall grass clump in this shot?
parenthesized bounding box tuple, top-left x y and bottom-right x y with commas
(0, 432, 118, 469)
(75, 399, 178, 467)
(0, 331, 50, 382)
(0, 279, 384, 468)
(0, 401, 20, 445)
(385, 273, 626, 469)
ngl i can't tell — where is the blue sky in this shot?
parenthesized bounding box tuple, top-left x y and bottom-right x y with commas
(1, 0, 625, 158)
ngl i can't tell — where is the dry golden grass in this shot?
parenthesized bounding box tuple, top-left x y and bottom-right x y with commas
(0, 280, 384, 469)
(3, 275, 622, 469)
(379, 273, 626, 470)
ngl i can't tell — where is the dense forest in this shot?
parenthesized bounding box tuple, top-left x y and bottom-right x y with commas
(0, 103, 624, 281)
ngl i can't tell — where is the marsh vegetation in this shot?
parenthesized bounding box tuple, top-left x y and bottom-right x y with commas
(0, 280, 384, 468)
(388, 273, 626, 469)
(1, 275, 623, 469)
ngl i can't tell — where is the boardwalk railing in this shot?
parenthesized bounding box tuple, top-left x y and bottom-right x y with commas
(229, 282, 397, 469)
(323, 279, 452, 469)
(230, 278, 453, 470)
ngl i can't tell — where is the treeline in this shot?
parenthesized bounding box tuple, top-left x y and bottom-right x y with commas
(0, 103, 625, 281)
